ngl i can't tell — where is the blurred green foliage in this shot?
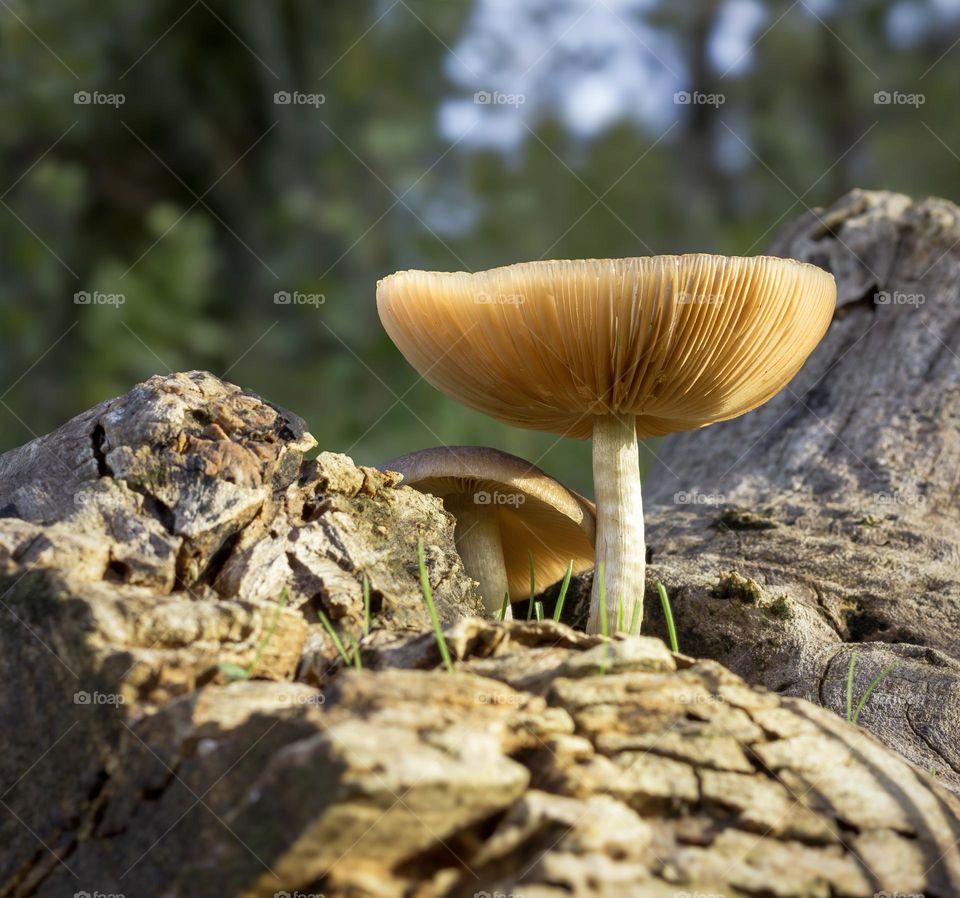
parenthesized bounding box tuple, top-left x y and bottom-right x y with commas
(0, 0, 956, 495)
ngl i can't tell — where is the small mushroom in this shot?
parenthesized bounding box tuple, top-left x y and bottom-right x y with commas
(380, 446, 595, 617)
(378, 255, 836, 633)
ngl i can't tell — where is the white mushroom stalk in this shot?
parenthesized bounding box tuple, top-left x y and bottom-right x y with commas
(445, 494, 511, 618)
(588, 413, 644, 633)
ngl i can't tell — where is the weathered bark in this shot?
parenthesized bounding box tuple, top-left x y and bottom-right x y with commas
(558, 189, 960, 790)
(8, 611, 960, 898)
(0, 371, 483, 896)
(2, 192, 960, 898)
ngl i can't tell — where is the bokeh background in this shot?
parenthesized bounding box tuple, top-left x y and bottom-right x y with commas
(2, 0, 958, 495)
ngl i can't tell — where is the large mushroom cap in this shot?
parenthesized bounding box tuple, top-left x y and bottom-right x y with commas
(377, 255, 836, 439)
(380, 446, 595, 599)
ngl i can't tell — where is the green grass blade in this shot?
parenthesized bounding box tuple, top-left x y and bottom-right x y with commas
(497, 592, 510, 621)
(317, 608, 353, 666)
(534, 600, 544, 622)
(219, 588, 290, 682)
(617, 595, 625, 633)
(526, 550, 536, 620)
(852, 661, 899, 725)
(846, 652, 857, 722)
(657, 583, 679, 653)
(245, 587, 289, 674)
(629, 592, 642, 636)
(217, 662, 249, 682)
(553, 560, 574, 622)
(418, 537, 454, 673)
(347, 634, 363, 669)
(362, 574, 371, 637)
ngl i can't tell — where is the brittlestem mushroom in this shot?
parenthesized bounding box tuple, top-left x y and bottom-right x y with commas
(380, 446, 595, 618)
(377, 255, 836, 633)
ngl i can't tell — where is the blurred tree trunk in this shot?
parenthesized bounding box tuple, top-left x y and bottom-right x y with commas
(666, 0, 736, 229)
(817, 9, 861, 198)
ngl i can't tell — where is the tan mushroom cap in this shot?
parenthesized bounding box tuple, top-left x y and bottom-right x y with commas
(377, 255, 836, 440)
(380, 446, 596, 599)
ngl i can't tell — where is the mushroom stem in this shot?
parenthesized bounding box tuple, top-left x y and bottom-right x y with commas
(588, 412, 645, 634)
(446, 496, 513, 619)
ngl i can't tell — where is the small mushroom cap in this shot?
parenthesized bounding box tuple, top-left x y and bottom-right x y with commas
(377, 255, 836, 439)
(380, 446, 595, 599)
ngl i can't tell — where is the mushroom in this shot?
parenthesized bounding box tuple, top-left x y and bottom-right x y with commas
(377, 255, 835, 633)
(380, 446, 595, 618)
